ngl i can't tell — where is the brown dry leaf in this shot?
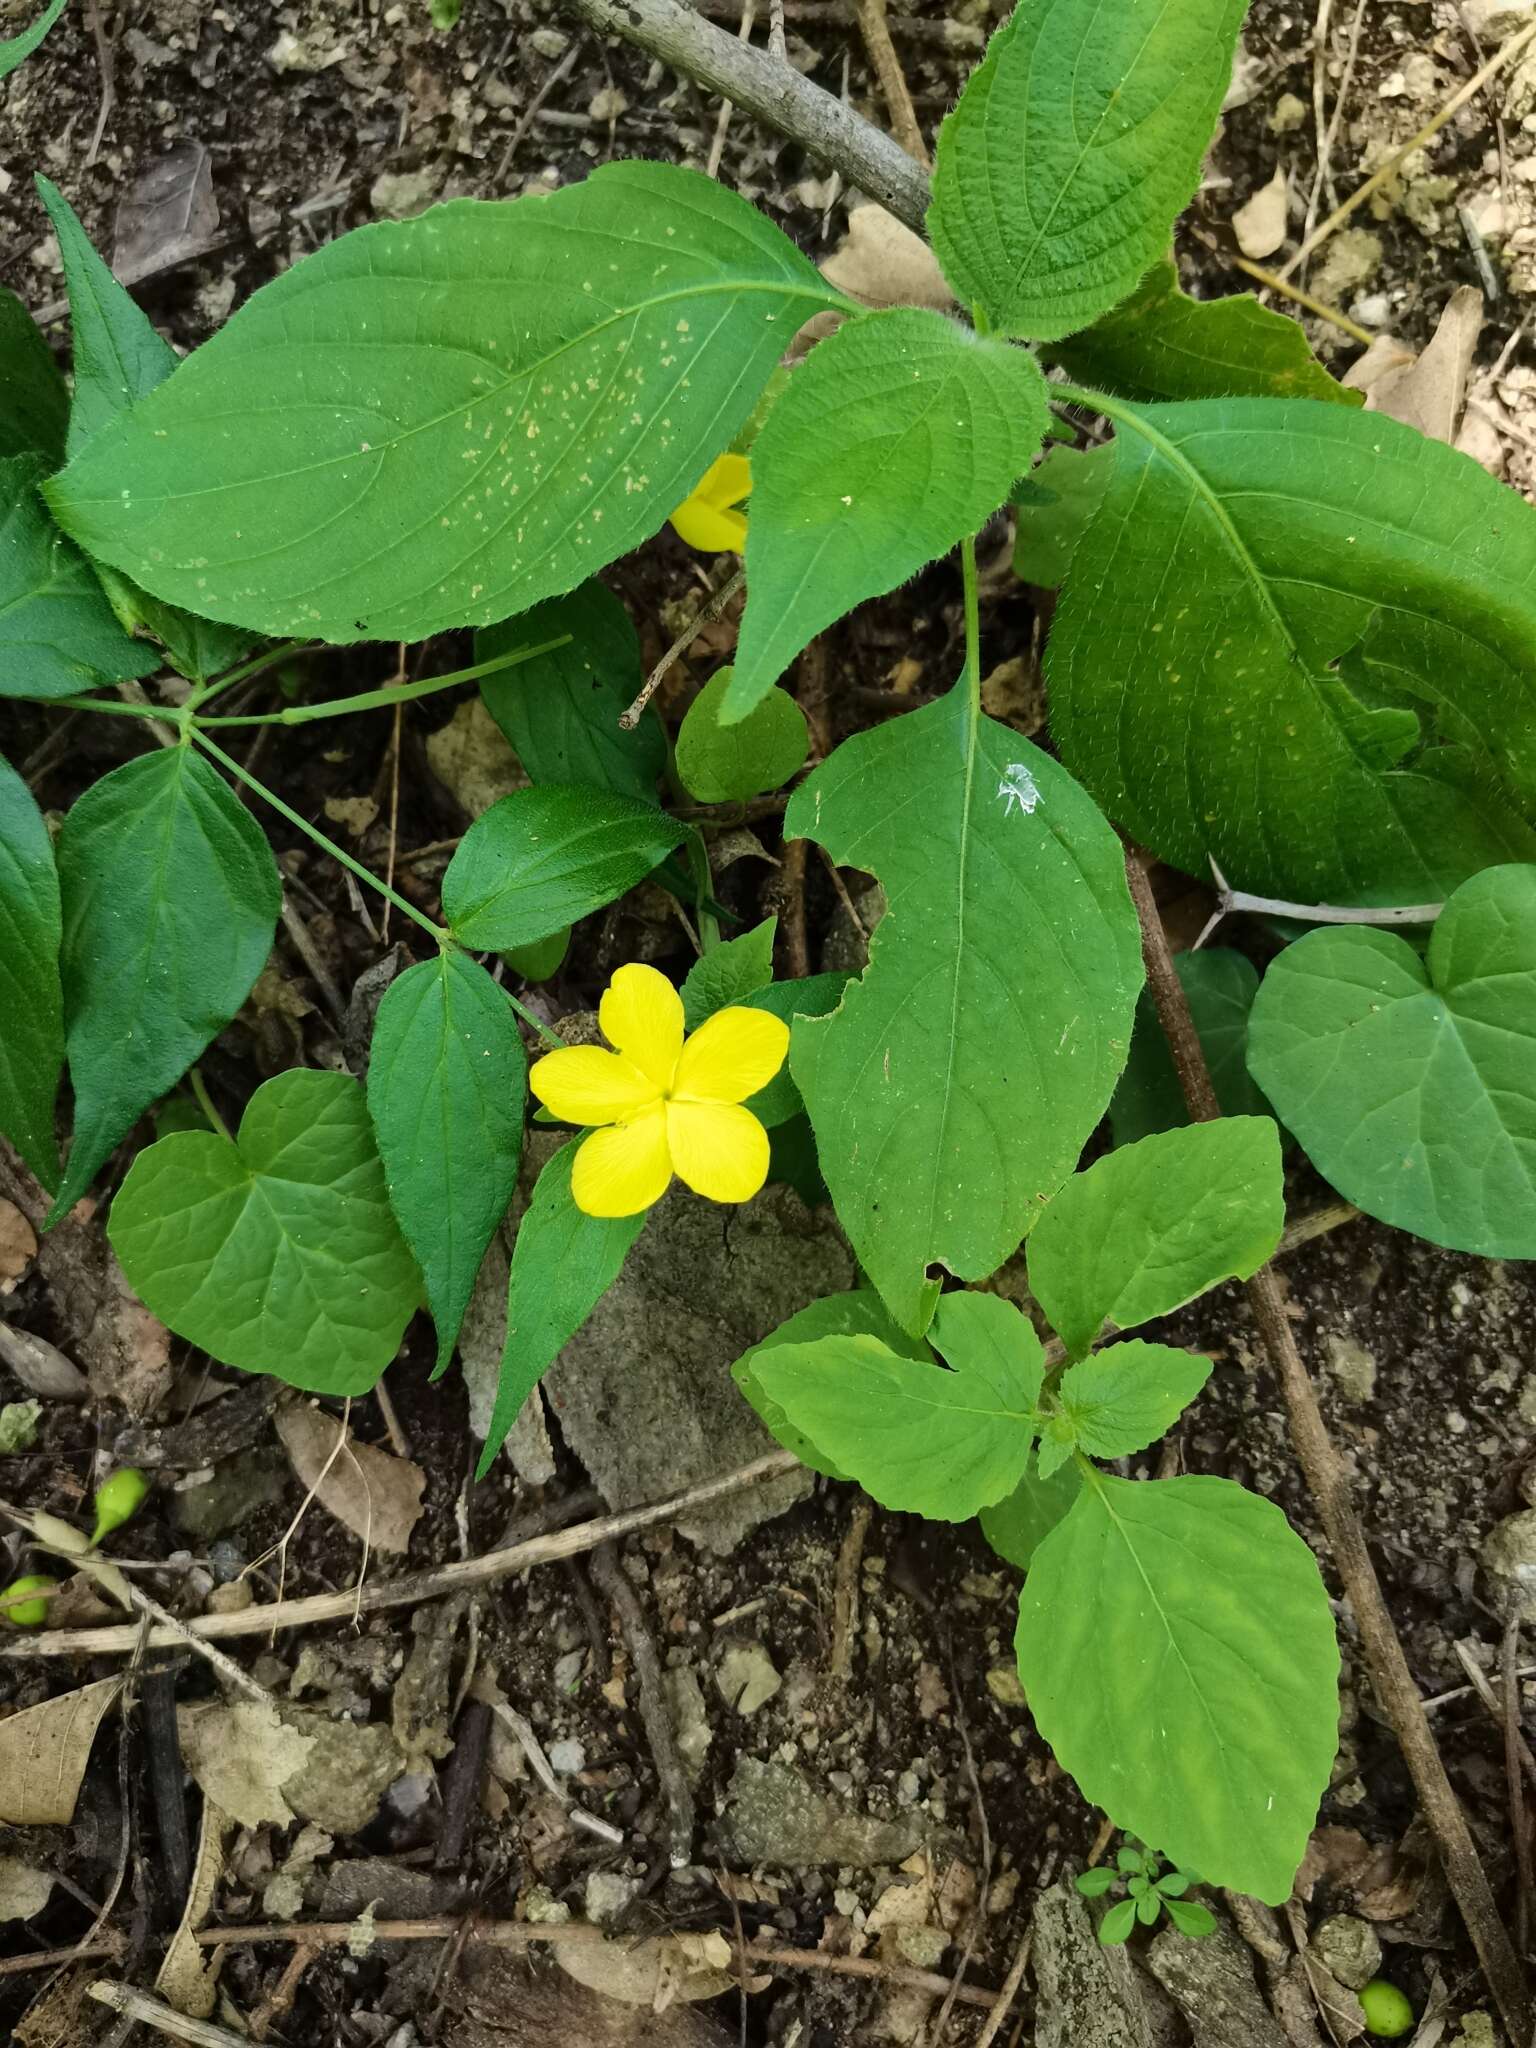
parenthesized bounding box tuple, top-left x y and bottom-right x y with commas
(0, 1856, 55, 1922)
(0, 1677, 121, 1824)
(820, 201, 953, 311)
(178, 1698, 315, 1828)
(154, 1797, 232, 2018)
(0, 1320, 90, 1400)
(276, 1401, 425, 1554)
(556, 1932, 736, 2009)
(1356, 286, 1484, 444)
(425, 697, 526, 818)
(1233, 165, 1289, 259)
(0, 1198, 37, 1291)
(324, 794, 380, 837)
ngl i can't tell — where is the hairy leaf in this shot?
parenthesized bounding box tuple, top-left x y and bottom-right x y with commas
(928, 0, 1249, 339)
(0, 455, 158, 699)
(751, 1290, 1043, 1518)
(110, 1070, 421, 1395)
(1017, 1473, 1339, 1903)
(1055, 1340, 1213, 1461)
(0, 0, 65, 80)
(367, 952, 526, 1374)
(441, 784, 687, 950)
(727, 309, 1048, 716)
(1012, 443, 1113, 588)
(1050, 260, 1360, 407)
(785, 685, 1142, 1333)
(48, 164, 840, 643)
(1028, 1119, 1284, 1359)
(478, 581, 664, 803)
(0, 752, 63, 1187)
(476, 1139, 645, 1476)
(52, 748, 280, 1220)
(681, 917, 778, 1030)
(0, 289, 68, 462)
(1049, 398, 1536, 900)
(1247, 863, 1536, 1257)
(678, 667, 807, 798)
(1110, 950, 1271, 1147)
(732, 1287, 930, 1479)
(978, 1454, 1083, 1570)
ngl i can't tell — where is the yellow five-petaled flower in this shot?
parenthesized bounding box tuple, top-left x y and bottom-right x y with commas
(530, 963, 789, 1219)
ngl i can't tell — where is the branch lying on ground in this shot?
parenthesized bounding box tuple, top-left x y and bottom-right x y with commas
(1125, 847, 1532, 2048)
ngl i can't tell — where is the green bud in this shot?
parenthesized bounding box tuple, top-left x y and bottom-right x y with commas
(1359, 1980, 1414, 2039)
(1, 1574, 60, 1627)
(90, 1466, 150, 1547)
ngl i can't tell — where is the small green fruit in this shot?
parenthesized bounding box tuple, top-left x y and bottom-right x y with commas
(90, 1466, 150, 1547)
(1359, 1980, 1414, 2038)
(1, 1574, 60, 1627)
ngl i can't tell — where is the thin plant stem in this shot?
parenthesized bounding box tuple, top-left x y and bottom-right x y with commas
(197, 638, 570, 728)
(185, 638, 322, 711)
(502, 984, 564, 1051)
(959, 532, 982, 716)
(190, 730, 449, 946)
(187, 1068, 232, 1143)
(19, 692, 180, 721)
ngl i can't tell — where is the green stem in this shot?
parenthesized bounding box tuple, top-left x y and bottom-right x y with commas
(191, 729, 450, 946)
(196, 638, 571, 728)
(502, 985, 565, 1052)
(960, 532, 982, 716)
(21, 692, 183, 721)
(188, 1066, 233, 1143)
(1053, 381, 1124, 424)
(185, 638, 321, 712)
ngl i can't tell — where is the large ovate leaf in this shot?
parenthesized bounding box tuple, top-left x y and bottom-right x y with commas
(1110, 949, 1271, 1147)
(1028, 1118, 1284, 1359)
(0, 751, 63, 1187)
(0, 0, 64, 79)
(1049, 398, 1536, 901)
(477, 581, 664, 803)
(1050, 260, 1361, 407)
(51, 747, 280, 1220)
(0, 454, 158, 699)
(1016, 1473, 1339, 1904)
(0, 289, 68, 461)
(1247, 863, 1536, 1257)
(47, 164, 841, 644)
(732, 1287, 931, 1479)
(785, 685, 1142, 1333)
(750, 1290, 1043, 1519)
(928, 0, 1249, 340)
(441, 784, 688, 950)
(979, 1453, 1083, 1570)
(367, 951, 526, 1374)
(1053, 1339, 1213, 1463)
(109, 1069, 421, 1395)
(726, 309, 1048, 717)
(476, 1138, 645, 1476)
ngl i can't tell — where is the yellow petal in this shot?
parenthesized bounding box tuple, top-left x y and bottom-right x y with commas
(570, 1108, 673, 1217)
(674, 1005, 790, 1104)
(666, 1100, 770, 1204)
(599, 963, 684, 1091)
(668, 452, 752, 553)
(529, 1046, 658, 1127)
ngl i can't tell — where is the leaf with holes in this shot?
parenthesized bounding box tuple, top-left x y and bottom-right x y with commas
(0, 752, 63, 1189)
(46, 163, 840, 644)
(367, 952, 526, 1375)
(725, 308, 1048, 718)
(109, 1069, 421, 1395)
(1247, 863, 1536, 1257)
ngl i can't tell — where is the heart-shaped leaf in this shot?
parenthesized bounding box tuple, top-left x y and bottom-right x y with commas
(109, 1069, 421, 1395)
(1247, 863, 1536, 1256)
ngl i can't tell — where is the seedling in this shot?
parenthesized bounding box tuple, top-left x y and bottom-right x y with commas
(1076, 1843, 1215, 1945)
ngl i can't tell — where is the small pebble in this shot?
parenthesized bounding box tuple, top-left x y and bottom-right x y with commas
(548, 1737, 587, 1775)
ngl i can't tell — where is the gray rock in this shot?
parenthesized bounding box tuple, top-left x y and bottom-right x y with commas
(1146, 1921, 1290, 2048)
(717, 1644, 781, 1715)
(1483, 1510, 1536, 1621)
(1032, 1885, 1161, 2048)
(718, 1758, 926, 1869)
(171, 1449, 288, 1542)
(1310, 1912, 1380, 1992)
(666, 1665, 713, 1778)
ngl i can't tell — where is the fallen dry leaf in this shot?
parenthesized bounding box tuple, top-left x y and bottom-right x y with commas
(0, 1320, 90, 1400)
(0, 1199, 37, 1291)
(1233, 165, 1289, 259)
(0, 1856, 55, 1922)
(820, 201, 952, 311)
(1357, 286, 1484, 444)
(0, 1677, 122, 1825)
(556, 1931, 737, 2009)
(276, 1401, 425, 1554)
(178, 1698, 315, 1828)
(154, 1797, 232, 2019)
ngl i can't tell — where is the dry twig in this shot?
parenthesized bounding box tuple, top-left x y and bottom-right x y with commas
(854, 0, 929, 166)
(620, 564, 745, 729)
(590, 1540, 696, 1866)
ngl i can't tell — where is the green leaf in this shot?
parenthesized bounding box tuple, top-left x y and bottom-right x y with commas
(367, 951, 526, 1374)
(1247, 863, 1536, 1256)
(1055, 1340, 1213, 1462)
(1098, 1899, 1138, 1946)
(750, 1290, 1043, 1520)
(681, 917, 778, 1030)
(47, 163, 840, 644)
(1075, 1867, 1116, 1898)
(978, 1452, 1083, 1571)
(736, 972, 849, 1128)
(0, 454, 158, 699)
(1016, 1473, 1340, 1904)
(1110, 950, 1272, 1148)
(1155, 1872, 1189, 1897)
(1117, 1848, 1146, 1875)
(928, 0, 1248, 339)
(732, 1287, 931, 1480)
(785, 686, 1143, 1334)
(51, 748, 280, 1221)
(726, 309, 1049, 717)
(1049, 260, 1362, 408)
(502, 926, 569, 983)
(441, 784, 688, 951)
(0, 751, 63, 1187)
(1011, 443, 1113, 589)
(0, 290, 68, 462)
(1163, 1898, 1216, 1939)
(476, 1138, 646, 1476)
(109, 1069, 421, 1395)
(478, 581, 664, 803)
(0, 0, 65, 80)
(1049, 398, 1536, 901)
(678, 667, 808, 798)
(1135, 1893, 1161, 1926)
(1028, 1120, 1284, 1359)
(36, 178, 256, 683)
